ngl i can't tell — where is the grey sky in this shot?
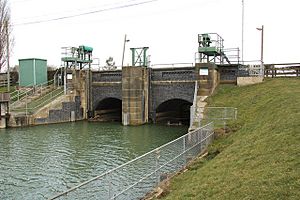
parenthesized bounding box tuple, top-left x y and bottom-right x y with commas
(9, 0, 300, 68)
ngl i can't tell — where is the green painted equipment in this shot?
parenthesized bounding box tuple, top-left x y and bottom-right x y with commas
(197, 33, 230, 64)
(130, 47, 149, 67)
(18, 58, 47, 87)
(61, 45, 93, 69)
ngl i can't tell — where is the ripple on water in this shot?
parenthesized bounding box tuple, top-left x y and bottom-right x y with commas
(0, 121, 187, 199)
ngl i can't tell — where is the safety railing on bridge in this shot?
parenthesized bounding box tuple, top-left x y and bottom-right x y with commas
(151, 63, 194, 69)
(49, 123, 214, 200)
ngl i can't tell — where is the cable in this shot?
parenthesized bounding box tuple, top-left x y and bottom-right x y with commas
(12, 0, 141, 22)
(13, 0, 159, 26)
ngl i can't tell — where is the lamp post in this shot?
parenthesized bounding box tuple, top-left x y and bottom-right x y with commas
(256, 25, 264, 76)
(121, 34, 130, 68)
(241, 0, 244, 63)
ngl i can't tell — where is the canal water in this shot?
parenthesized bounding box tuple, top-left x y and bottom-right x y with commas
(0, 121, 187, 199)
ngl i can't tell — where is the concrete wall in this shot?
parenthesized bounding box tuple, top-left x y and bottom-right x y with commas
(8, 95, 83, 127)
(237, 77, 264, 86)
(36, 96, 83, 124)
(195, 63, 219, 96)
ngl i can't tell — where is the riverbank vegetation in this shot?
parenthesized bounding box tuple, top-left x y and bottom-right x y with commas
(160, 78, 300, 199)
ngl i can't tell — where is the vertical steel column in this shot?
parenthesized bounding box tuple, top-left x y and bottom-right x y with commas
(6, 21, 10, 92)
(143, 47, 147, 66)
(131, 48, 135, 66)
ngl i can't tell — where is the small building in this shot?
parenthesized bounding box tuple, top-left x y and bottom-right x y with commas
(19, 58, 47, 87)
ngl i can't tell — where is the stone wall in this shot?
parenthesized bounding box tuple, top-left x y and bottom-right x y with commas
(151, 67, 195, 81)
(149, 68, 196, 122)
(91, 71, 122, 113)
(34, 96, 83, 125)
(91, 84, 122, 111)
(90, 68, 197, 124)
(92, 70, 122, 82)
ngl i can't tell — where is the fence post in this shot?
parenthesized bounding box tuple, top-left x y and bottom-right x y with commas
(183, 137, 186, 165)
(108, 173, 112, 199)
(25, 92, 28, 116)
(199, 128, 203, 152)
(234, 108, 238, 120)
(223, 108, 227, 133)
(155, 150, 161, 186)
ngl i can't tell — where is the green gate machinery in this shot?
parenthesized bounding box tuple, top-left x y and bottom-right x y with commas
(61, 45, 93, 69)
(197, 33, 231, 64)
(130, 47, 149, 67)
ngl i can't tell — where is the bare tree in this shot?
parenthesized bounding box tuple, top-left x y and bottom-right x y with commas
(0, 0, 13, 71)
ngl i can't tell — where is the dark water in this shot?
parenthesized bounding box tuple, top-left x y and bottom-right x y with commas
(0, 121, 187, 199)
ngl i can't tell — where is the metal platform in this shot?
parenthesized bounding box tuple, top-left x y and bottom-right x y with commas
(196, 33, 239, 65)
(61, 46, 93, 68)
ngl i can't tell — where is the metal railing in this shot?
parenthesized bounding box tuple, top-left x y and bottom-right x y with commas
(49, 123, 214, 200)
(238, 61, 264, 77)
(151, 63, 194, 69)
(200, 107, 238, 129)
(10, 87, 64, 115)
(10, 79, 55, 106)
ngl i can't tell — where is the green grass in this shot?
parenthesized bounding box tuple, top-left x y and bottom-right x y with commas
(0, 85, 17, 93)
(161, 78, 300, 200)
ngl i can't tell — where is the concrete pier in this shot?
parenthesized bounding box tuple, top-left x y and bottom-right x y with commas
(122, 66, 150, 125)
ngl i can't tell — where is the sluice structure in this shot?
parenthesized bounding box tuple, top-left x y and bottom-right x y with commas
(1, 33, 269, 128)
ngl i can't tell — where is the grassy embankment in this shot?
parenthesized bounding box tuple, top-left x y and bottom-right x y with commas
(161, 78, 300, 200)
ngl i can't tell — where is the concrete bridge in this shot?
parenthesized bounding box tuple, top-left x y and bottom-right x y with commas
(90, 64, 223, 125)
(4, 63, 240, 128)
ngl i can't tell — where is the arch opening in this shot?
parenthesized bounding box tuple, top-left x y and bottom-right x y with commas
(94, 98, 122, 122)
(156, 99, 192, 125)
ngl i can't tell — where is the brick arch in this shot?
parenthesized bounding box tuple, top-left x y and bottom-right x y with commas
(155, 98, 192, 125)
(95, 97, 122, 110)
(152, 82, 195, 111)
(150, 82, 195, 123)
(91, 85, 122, 112)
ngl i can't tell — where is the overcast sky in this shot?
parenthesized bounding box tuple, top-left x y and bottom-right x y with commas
(8, 0, 300, 69)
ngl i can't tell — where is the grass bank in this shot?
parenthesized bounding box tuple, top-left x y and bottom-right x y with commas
(161, 78, 300, 200)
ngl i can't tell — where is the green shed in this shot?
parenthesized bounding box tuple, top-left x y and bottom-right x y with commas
(18, 58, 48, 87)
